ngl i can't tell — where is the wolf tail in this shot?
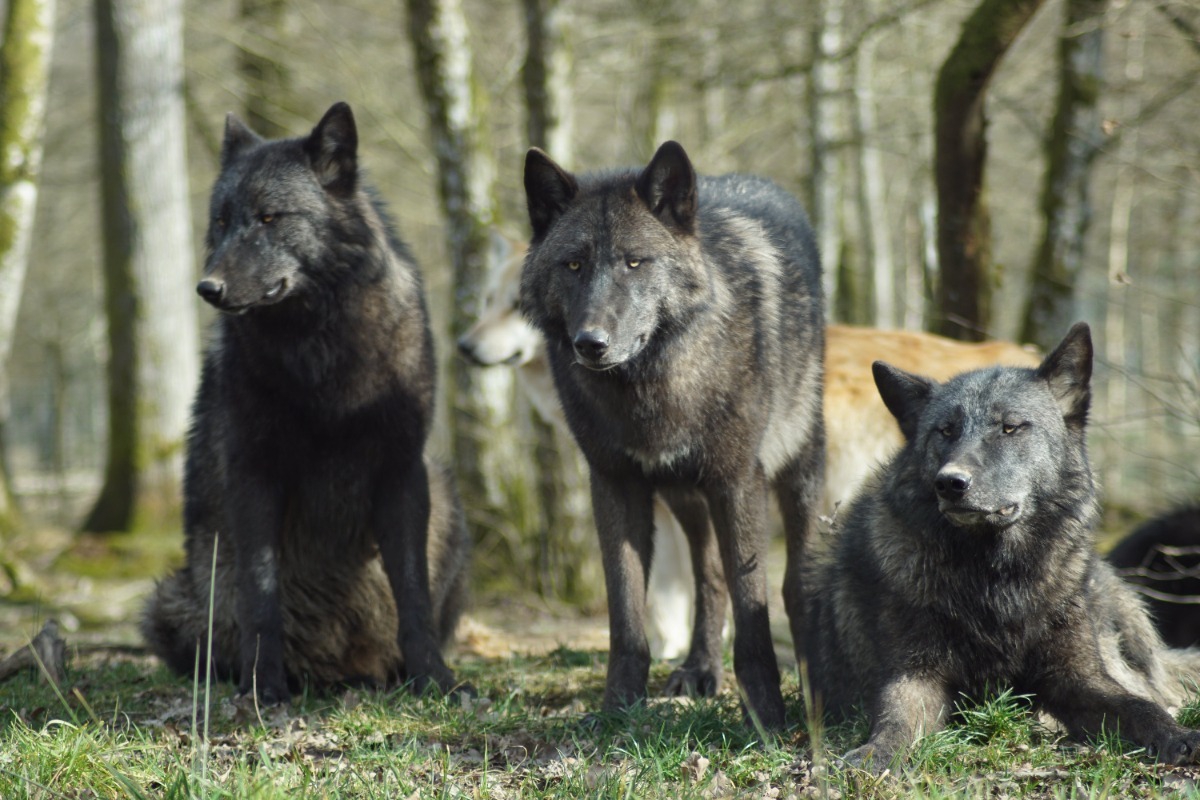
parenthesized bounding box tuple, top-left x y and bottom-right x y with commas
(140, 570, 235, 681)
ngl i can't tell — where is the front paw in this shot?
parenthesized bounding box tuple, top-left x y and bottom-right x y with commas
(663, 663, 721, 698)
(1149, 727, 1200, 765)
(839, 743, 894, 774)
(238, 676, 291, 706)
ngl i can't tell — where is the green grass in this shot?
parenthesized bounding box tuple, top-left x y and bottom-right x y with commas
(2, 647, 1199, 799)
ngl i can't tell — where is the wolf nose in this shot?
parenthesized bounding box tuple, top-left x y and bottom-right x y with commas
(456, 336, 482, 365)
(935, 468, 972, 499)
(573, 329, 609, 360)
(197, 279, 225, 305)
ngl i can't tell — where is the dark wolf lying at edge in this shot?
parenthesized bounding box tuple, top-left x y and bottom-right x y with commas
(142, 103, 469, 703)
(805, 323, 1200, 769)
(521, 141, 824, 729)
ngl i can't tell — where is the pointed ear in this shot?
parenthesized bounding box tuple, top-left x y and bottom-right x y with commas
(524, 148, 578, 240)
(305, 102, 358, 193)
(635, 140, 697, 233)
(1036, 322, 1093, 429)
(873, 361, 936, 441)
(221, 113, 263, 166)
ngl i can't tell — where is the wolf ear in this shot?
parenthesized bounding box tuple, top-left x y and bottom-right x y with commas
(305, 102, 358, 194)
(1036, 322, 1093, 429)
(525, 148, 578, 240)
(636, 141, 698, 233)
(221, 113, 262, 166)
(873, 361, 936, 441)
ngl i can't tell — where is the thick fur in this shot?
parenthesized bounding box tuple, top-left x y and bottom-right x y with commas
(459, 242, 1038, 657)
(1108, 506, 1200, 649)
(521, 142, 824, 728)
(804, 323, 1200, 770)
(141, 103, 469, 703)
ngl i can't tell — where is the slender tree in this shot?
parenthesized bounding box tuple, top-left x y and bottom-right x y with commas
(84, 0, 198, 533)
(0, 0, 57, 534)
(405, 0, 527, 549)
(933, 0, 1047, 341)
(1020, 0, 1108, 349)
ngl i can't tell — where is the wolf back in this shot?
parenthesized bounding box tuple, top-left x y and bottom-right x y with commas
(141, 103, 469, 702)
(804, 323, 1200, 768)
(521, 142, 824, 728)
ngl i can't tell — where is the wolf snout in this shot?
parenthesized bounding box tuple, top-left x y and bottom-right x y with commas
(197, 278, 225, 305)
(573, 329, 610, 361)
(935, 467, 972, 500)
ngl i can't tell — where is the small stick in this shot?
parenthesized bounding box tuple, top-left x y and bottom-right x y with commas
(0, 620, 67, 688)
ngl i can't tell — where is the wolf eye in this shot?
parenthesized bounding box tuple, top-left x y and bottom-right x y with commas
(566, 260, 581, 271)
(259, 213, 275, 225)
(1002, 422, 1023, 435)
(626, 258, 641, 269)
(939, 425, 954, 439)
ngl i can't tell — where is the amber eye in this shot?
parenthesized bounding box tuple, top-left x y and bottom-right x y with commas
(626, 258, 641, 268)
(1002, 423, 1018, 435)
(567, 260, 581, 271)
(940, 426, 954, 438)
(260, 213, 275, 224)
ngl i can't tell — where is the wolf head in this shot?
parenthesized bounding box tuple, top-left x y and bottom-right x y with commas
(197, 102, 362, 314)
(520, 141, 706, 371)
(456, 234, 542, 367)
(872, 323, 1093, 532)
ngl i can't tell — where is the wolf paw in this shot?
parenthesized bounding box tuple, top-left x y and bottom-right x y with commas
(1150, 728, 1200, 765)
(237, 680, 291, 707)
(839, 743, 895, 775)
(663, 665, 721, 698)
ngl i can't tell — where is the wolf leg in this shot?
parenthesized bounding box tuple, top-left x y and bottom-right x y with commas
(229, 472, 290, 705)
(843, 674, 950, 772)
(775, 434, 824, 668)
(659, 486, 725, 697)
(374, 457, 459, 694)
(1039, 672, 1200, 765)
(707, 465, 785, 730)
(591, 469, 655, 712)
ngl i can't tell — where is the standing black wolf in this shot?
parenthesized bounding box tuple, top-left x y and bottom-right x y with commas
(141, 103, 469, 703)
(805, 323, 1200, 769)
(521, 141, 824, 728)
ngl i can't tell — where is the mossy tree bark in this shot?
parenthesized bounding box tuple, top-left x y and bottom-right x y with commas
(934, 0, 1047, 341)
(0, 0, 57, 535)
(83, 0, 198, 534)
(1020, 0, 1108, 349)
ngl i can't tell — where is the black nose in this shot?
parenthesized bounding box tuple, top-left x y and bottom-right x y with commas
(935, 468, 972, 500)
(197, 279, 225, 305)
(457, 336, 481, 364)
(573, 329, 609, 360)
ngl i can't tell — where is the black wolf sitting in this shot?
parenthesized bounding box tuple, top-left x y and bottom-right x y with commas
(142, 103, 469, 703)
(804, 323, 1200, 769)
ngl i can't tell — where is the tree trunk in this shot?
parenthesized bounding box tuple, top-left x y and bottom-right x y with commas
(1020, 0, 1107, 349)
(238, 0, 291, 139)
(406, 0, 527, 547)
(0, 0, 57, 535)
(807, 0, 848, 314)
(933, 0, 1046, 341)
(84, 0, 198, 533)
(521, 0, 572, 161)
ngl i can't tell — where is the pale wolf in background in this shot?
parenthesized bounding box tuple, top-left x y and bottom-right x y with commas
(142, 103, 469, 703)
(520, 141, 824, 728)
(459, 235, 1039, 660)
(805, 323, 1200, 770)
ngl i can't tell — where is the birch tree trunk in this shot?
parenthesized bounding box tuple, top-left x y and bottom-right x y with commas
(807, 0, 847, 314)
(406, 0, 527, 547)
(934, 0, 1046, 341)
(0, 0, 57, 534)
(1020, 0, 1107, 349)
(83, 0, 198, 533)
